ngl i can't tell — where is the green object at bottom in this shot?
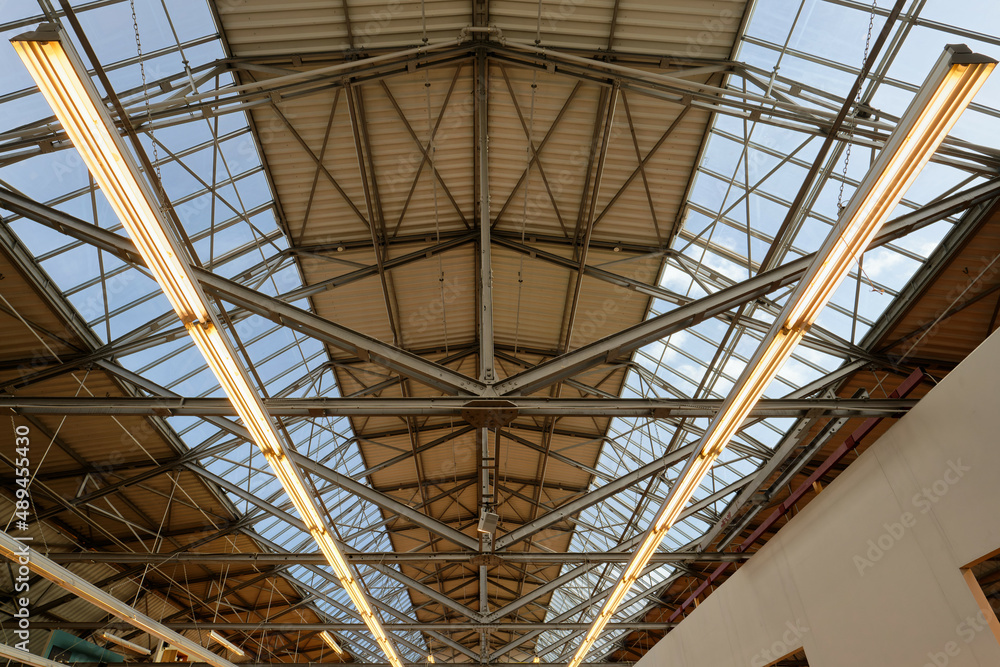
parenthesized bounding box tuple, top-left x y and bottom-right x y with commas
(44, 629, 124, 664)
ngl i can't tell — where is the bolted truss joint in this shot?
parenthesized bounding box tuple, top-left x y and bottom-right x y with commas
(462, 400, 519, 428)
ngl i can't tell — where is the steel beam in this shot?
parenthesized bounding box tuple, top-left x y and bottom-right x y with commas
(76, 364, 482, 558)
(491, 439, 715, 551)
(697, 392, 854, 551)
(6, 176, 994, 399)
(0, 530, 238, 667)
(491, 178, 1000, 396)
(492, 235, 864, 361)
(484, 478, 748, 623)
(281, 232, 477, 302)
(289, 451, 480, 551)
(488, 538, 688, 661)
(200, 269, 484, 394)
(192, 443, 481, 555)
(756, 0, 905, 274)
(378, 70, 471, 230)
(666, 368, 926, 624)
(4, 38, 998, 170)
(29, 621, 674, 632)
(487, 45, 999, 172)
(563, 83, 619, 351)
(694, 191, 999, 555)
(0, 187, 487, 396)
(0, 396, 917, 417)
(43, 551, 749, 565)
(56, 663, 627, 667)
(345, 82, 399, 343)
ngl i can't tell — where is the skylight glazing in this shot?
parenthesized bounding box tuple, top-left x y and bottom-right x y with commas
(3, 0, 999, 663)
(539, 0, 1000, 660)
(0, 0, 425, 659)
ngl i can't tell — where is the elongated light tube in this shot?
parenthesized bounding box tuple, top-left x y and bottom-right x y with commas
(10, 26, 207, 325)
(0, 643, 73, 667)
(320, 631, 345, 656)
(99, 632, 152, 655)
(11, 24, 403, 667)
(566, 44, 994, 667)
(208, 631, 245, 657)
(0, 530, 237, 667)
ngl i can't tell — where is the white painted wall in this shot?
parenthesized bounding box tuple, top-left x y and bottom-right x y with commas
(632, 329, 1000, 667)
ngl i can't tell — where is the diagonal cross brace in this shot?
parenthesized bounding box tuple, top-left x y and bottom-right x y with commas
(0, 187, 487, 396)
(491, 178, 1000, 396)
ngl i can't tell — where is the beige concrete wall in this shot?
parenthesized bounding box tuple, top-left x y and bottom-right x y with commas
(633, 330, 1000, 667)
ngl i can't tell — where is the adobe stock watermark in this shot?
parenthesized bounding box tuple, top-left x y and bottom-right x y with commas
(408, 275, 464, 335)
(920, 597, 1000, 667)
(10, 421, 34, 649)
(573, 251, 660, 346)
(439, 440, 475, 476)
(749, 619, 810, 667)
(517, 118, 625, 227)
(660, 8, 742, 68)
(216, 0, 403, 44)
(853, 459, 970, 577)
(381, 83, 479, 199)
(358, 0, 406, 41)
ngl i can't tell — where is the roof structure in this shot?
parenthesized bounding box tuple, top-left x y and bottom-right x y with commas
(1, 0, 999, 665)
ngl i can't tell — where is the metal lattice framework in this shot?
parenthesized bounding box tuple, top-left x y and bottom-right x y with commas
(1, 0, 1000, 665)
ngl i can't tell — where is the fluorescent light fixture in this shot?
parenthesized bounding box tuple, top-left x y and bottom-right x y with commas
(10, 24, 207, 325)
(99, 632, 151, 655)
(319, 631, 345, 656)
(10, 24, 404, 667)
(0, 530, 237, 667)
(0, 643, 69, 667)
(208, 631, 245, 657)
(565, 44, 994, 667)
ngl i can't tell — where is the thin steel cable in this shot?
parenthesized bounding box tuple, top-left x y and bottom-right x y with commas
(534, 0, 543, 44)
(130, 471, 179, 607)
(420, 0, 428, 43)
(0, 292, 92, 492)
(667, 0, 815, 456)
(512, 70, 538, 355)
(425, 69, 451, 354)
(1, 293, 236, 604)
(157, 0, 198, 92)
(897, 252, 1000, 362)
(155, 49, 328, 428)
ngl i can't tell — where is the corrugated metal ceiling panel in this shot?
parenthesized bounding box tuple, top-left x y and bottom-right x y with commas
(210, 0, 750, 656)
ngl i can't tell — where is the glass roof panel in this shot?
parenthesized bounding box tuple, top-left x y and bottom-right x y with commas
(3, 0, 999, 662)
(540, 0, 1000, 660)
(0, 0, 425, 660)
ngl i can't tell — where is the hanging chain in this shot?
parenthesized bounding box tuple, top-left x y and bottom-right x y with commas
(836, 0, 883, 295)
(130, 0, 164, 200)
(837, 0, 878, 211)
